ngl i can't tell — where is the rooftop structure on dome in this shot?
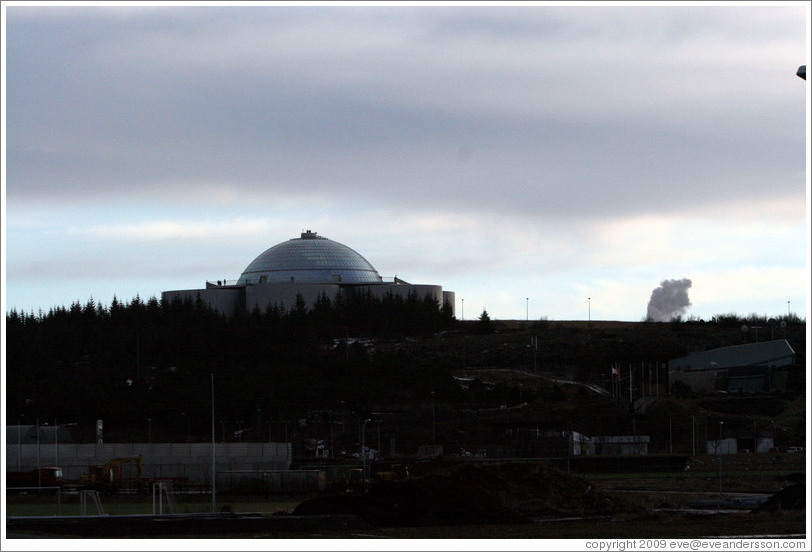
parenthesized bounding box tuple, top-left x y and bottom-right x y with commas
(162, 230, 454, 317)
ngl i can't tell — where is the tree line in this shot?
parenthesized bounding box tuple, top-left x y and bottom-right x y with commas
(5, 291, 457, 442)
(7, 292, 802, 444)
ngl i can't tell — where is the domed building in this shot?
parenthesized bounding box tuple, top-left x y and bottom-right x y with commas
(162, 230, 455, 317)
(236, 230, 383, 286)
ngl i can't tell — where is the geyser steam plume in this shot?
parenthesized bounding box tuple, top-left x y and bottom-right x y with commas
(647, 278, 692, 322)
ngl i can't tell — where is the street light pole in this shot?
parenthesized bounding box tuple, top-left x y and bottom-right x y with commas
(211, 372, 216, 513)
(431, 391, 436, 446)
(17, 417, 22, 471)
(36, 417, 41, 489)
(718, 421, 724, 496)
(181, 413, 191, 442)
(376, 419, 382, 457)
(669, 418, 673, 455)
(361, 419, 371, 482)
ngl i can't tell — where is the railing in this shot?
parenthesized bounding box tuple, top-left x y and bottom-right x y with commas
(206, 279, 240, 287)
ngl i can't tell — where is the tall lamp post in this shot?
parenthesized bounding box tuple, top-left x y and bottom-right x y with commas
(181, 412, 191, 442)
(17, 416, 23, 471)
(431, 391, 436, 446)
(211, 372, 216, 513)
(36, 417, 41, 489)
(374, 417, 383, 457)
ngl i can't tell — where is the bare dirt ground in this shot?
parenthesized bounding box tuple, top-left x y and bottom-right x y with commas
(7, 454, 806, 539)
(284, 457, 806, 540)
(349, 511, 807, 539)
(123, 511, 803, 539)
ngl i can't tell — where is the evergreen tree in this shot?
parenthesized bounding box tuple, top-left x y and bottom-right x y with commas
(477, 309, 494, 334)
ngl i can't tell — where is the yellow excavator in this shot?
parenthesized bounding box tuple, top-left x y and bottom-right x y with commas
(79, 455, 142, 492)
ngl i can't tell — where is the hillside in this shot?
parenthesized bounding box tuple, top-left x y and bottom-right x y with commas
(350, 319, 806, 456)
(5, 302, 806, 452)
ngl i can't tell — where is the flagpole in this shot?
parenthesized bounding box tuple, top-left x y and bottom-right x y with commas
(629, 364, 633, 406)
(611, 365, 615, 397)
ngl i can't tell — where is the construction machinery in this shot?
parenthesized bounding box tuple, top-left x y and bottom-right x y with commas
(79, 455, 142, 493)
(344, 467, 367, 493)
(335, 462, 411, 493)
(372, 462, 410, 483)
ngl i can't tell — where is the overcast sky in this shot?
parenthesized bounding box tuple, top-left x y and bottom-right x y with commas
(2, 2, 810, 322)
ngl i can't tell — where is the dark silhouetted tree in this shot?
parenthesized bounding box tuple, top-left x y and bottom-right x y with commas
(477, 309, 494, 334)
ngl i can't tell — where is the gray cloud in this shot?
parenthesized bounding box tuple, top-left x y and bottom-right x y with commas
(6, 6, 806, 221)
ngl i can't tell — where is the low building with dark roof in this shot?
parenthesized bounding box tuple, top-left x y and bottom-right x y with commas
(668, 340, 795, 393)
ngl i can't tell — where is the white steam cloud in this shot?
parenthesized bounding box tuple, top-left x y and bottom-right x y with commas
(646, 278, 692, 322)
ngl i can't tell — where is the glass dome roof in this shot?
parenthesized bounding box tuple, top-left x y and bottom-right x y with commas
(237, 230, 383, 286)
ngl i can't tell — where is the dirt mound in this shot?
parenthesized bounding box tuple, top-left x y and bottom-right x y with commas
(753, 483, 806, 512)
(293, 461, 636, 527)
